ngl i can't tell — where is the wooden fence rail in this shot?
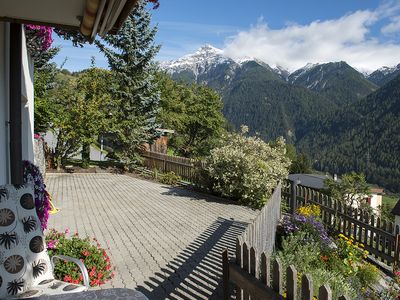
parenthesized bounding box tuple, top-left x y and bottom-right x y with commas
(283, 180, 400, 267)
(240, 183, 282, 256)
(141, 151, 198, 183)
(222, 239, 349, 300)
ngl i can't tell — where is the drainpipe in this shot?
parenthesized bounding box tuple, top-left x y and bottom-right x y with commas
(9, 23, 23, 184)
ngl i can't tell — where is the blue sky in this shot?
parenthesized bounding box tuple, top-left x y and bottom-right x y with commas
(53, 0, 400, 72)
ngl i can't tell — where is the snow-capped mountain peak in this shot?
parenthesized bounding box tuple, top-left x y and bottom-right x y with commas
(376, 64, 400, 75)
(194, 44, 223, 56)
(160, 45, 232, 79)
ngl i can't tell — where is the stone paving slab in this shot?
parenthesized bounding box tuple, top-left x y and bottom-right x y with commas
(46, 173, 258, 299)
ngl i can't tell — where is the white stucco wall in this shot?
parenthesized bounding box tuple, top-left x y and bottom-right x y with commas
(370, 194, 382, 211)
(0, 23, 34, 185)
(21, 28, 34, 163)
(0, 22, 9, 185)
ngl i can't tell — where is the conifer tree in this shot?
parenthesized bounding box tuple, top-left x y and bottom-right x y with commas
(96, 0, 160, 164)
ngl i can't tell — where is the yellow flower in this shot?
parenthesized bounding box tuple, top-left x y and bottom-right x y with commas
(359, 243, 364, 248)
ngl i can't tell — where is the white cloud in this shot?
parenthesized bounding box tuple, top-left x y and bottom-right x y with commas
(223, 3, 400, 72)
(382, 16, 400, 34)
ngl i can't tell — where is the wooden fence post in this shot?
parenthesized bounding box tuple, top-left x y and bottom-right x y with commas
(394, 234, 400, 268)
(290, 179, 300, 214)
(286, 265, 297, 300)
(242, 242, 250, 299)
(163, 156, 166, 172)
(222, 249, 230, 300)
(260, 252, 270, 286)
(272, 258, 282, 294)
(318, 285, 332, 300)
(301, 274, 313, 300)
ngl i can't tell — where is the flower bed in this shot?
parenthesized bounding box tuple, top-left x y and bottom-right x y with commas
(276, 205, 382, 299)
(46, 229, 114, 286)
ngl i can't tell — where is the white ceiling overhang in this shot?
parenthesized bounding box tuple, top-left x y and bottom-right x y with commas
(0, 0, 138, 38)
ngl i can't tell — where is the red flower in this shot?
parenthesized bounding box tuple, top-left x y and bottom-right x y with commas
(97, 272, 103, 279)
(63, 275, 72, 282)
(320, 255, 329, 262)
(82, 250, 90, 257)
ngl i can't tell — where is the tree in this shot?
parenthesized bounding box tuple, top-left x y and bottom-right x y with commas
(157, 73, 226, 158)
(290, 153, 312, 174)
(49, 77, 83, 169)
(27, 40, 60, 133)
(324, 172, 371, 207)
(96, 0, 160, 166)
(75, 62, 114, 167)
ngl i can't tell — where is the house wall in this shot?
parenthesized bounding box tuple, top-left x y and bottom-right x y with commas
(0, 22, 9, 185)
(21, 28, 34, 163)
(0, 23, 34, 185)
(369, 194, 382, 211)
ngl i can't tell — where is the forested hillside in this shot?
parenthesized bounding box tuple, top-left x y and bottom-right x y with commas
(222, 61, 335, 143)
(288, 62, 377, 105)
(297, 74, 400, 191)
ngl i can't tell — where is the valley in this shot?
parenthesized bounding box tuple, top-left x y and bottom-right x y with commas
(161, 45, 400, 192)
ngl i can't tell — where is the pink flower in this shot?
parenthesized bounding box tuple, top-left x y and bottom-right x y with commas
(47, 240, 55, 249)
(65, 228, 70, 234)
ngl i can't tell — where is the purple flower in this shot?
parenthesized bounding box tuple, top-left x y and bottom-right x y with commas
(282, 214, 330, 245)
(23, 160, 51, 230)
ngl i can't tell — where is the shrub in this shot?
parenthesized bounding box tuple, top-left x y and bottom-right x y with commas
(203, 126, 290, 208)
(159, 171, 181, 185)
(357, 263, 379, 286)
(46, 229, 114, 286)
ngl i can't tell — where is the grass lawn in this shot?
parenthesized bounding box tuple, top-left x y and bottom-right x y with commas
(382, 195, 398, 207)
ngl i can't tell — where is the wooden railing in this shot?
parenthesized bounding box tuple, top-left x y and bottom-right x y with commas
(240, 183, 282, 256)
(141, 151, 198, 182)
(222, 239, 349, 300)
(283, 180, 400, 267)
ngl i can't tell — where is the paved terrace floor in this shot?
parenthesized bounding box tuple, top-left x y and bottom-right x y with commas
(46, 173, 258, 299)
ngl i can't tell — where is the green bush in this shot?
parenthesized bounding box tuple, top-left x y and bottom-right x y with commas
(357, 263, 379, 286)
(159, 171, 181, 185)
(46, 229, 114, 286)
(203, 126, 290, 208)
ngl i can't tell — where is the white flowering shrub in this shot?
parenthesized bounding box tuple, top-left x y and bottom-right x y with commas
(204, 127, 290, 208)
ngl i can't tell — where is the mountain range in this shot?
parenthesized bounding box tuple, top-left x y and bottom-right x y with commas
(160, 45, 400, 191)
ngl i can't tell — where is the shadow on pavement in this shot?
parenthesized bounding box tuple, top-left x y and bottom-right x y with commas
(136, 217, 248, 299)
